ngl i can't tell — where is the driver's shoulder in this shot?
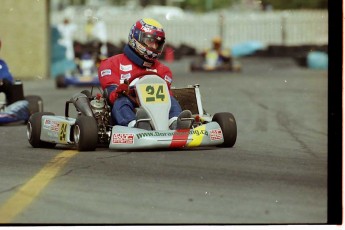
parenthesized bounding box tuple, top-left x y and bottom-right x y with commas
(153, 60, 171, 72)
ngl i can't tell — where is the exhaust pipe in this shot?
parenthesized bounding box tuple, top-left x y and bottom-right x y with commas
(70, 93, 94, 117)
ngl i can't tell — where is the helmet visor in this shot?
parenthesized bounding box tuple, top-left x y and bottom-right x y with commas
(140, 33, 165, 53)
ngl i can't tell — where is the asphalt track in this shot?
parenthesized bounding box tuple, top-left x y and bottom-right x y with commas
(0, 57, 327, 224)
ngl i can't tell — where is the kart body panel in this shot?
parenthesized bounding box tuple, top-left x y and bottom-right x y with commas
(134, 75, 171, 130)
(109, 122, 224, 150)
(39, 115, 76, 144)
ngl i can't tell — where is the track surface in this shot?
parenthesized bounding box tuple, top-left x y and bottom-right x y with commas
(0, 57, 327, 224)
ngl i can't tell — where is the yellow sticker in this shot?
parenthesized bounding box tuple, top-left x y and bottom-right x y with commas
(187, 125, 207, 147)
(59, 123, 68, 143)
(139, 84, 168, 104)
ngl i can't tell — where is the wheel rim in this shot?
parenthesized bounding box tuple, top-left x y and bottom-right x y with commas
(74, 125, 81, 144)
(27, 122, 32, 140)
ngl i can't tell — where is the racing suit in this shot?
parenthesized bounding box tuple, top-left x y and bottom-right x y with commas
(0, 58, 14, 100)
(98, 44, 182, 126)
(0, 59, 29, 123)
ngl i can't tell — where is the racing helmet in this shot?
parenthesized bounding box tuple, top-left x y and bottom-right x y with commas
(212, 36, 222, 44)
(128, 18, 166, 62)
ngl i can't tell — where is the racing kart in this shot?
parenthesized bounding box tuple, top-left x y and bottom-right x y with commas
(56, 54, 100, 88)
(190, 50, 242, 72)
(0, 80, 43, 124)
(27, 72, 237, 151)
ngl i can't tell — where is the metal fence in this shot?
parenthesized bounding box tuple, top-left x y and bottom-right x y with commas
(52, 9, 328, 52)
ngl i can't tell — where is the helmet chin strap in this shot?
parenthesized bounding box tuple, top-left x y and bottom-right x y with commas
(124, 45, 153, 68)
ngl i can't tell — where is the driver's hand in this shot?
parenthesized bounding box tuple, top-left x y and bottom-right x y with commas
(115, 81, 129, 95)
(109, 80, 129, 104)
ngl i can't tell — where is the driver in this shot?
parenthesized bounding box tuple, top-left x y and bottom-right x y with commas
(98, 18, 192, 129)
(0, 38, 15, 101)
(202, 36, 231, 66)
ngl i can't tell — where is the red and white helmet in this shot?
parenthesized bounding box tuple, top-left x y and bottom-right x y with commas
(128, 18, 166, 62)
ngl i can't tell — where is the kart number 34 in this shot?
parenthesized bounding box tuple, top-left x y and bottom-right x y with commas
(139, 84, 168, 103)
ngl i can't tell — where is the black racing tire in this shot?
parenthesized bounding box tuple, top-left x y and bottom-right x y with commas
(27, 112, 56, 148)
(25, 95, 43, 115)
(56, 75, 67, 88)
(212, 112, 237, 147)
(73, 115, 98, 151)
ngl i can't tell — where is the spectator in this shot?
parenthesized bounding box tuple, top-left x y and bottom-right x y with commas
(57, 18, 77, 60)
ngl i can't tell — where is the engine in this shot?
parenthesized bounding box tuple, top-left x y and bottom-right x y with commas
(90, 94, 112, 144)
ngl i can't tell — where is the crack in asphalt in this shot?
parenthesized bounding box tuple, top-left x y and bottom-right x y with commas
(241, 88, 319, 157)
(0, 184, 23, 194)
(276, 111, 317, 157)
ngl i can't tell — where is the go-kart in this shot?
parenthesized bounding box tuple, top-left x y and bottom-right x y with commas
(190, 50, 241, 72)
(56, 55, 100, 88)
(0, 80, 43, 124)
(27, 72, 237, 151)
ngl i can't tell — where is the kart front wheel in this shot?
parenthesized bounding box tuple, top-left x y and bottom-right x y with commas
(27, 112, 56, 148)
(73, 115, 98, 151)
(212, 112, 237, 147)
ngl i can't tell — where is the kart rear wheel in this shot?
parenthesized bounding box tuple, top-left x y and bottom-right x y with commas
(73, 115, 98, 151)
(27, 112, 56, 148)
(56, 75, 67, 88)
(212, 112, 237, 147)
(25, 95, 43, 115)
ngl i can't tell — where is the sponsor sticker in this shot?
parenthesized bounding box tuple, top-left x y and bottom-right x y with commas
(59, 123, 68, 142)
(141, 26, 152, 33)
(120, 73, 131, 81)
(143, 61, 152, 67)
(164, 75, 172, 83)
(120, 64, 132, 72)
(43, 119, 60, 132)
(112, 133, 134, 144)
(101, 69, 111, 77)
(146, 68, 157, 72)
(210, 129, 223, 141)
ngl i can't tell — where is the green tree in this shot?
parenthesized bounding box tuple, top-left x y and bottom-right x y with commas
(263, 0, 327, 9)
(180, 0, 239, 12)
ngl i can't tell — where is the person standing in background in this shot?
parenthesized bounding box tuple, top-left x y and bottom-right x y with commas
(92, 17, 108, 57)
(85, 18, 94, 42)
(57, 18, 77, 60)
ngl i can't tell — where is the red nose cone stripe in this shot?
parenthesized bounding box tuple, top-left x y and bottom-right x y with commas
(169, 129, 190, 148)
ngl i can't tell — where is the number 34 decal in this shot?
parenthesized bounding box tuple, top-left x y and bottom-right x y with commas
(139, 84, 168, 103)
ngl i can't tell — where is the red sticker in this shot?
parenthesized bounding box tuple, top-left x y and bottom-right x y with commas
(169, 129, 189, 148)
(210, 129, 223, 141)
(112, 133, 134, 144)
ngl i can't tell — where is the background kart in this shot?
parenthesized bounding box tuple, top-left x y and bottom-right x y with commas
(0, 80, 43, 124)
(190, 51, 242, 72)
(27, 73, 237, 151)
(56, 55, 100, 88)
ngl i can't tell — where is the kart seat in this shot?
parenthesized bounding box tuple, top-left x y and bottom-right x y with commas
(171, 87, 199, 115)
